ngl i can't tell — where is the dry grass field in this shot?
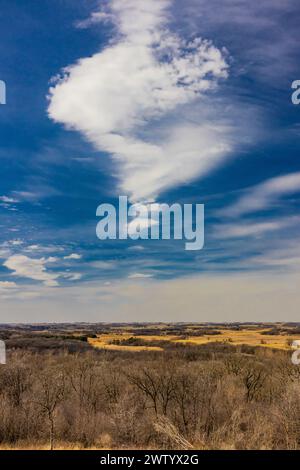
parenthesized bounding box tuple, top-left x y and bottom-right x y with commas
(88, 336, 163, 352)
(88, 325, 299, 352)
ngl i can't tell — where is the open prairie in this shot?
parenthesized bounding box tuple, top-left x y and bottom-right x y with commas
(88, 324, 299, 352)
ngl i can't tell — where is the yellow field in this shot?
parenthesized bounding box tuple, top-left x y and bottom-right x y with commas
(88, 335, 163, 352)
(88, 328, 299, 352)
(174, 329, 296, 350)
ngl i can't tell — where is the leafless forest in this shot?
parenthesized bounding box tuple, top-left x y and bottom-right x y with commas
(0, 324, 300, 450)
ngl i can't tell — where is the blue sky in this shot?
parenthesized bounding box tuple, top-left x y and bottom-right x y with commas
(0, 0, 300, 322)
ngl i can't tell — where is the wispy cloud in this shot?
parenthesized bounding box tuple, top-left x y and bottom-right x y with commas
(63, 253, 82, 260)
(214, 216, 300, 239)
(62, 272, 82, 281)
(0, 281, 18, 290)
(128, 273, 153, 279)
(0, 195, 19, 211)
(240, 241, 300, 272)
(0, 195, 18, 204)
(48, 0, 232, 202)
(0, 281, 18, 300)
(76, 11, 112, 29)
(220, 172, 300, 218)
(181, 0, 300, 84)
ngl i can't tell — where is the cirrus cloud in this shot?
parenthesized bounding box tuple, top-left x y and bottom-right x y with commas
(220, 172, 300, 218)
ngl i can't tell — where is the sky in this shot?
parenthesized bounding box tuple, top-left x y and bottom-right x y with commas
(0, 0, 300, 323)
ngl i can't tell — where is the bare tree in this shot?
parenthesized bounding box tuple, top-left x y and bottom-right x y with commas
(127, 366, 176, 416)
(243, 366, 266, 402)
(2, 364, 31, 407)
(34, 369, 66, 450)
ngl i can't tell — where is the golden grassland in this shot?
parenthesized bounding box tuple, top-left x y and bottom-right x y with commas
(88, 335, 164, 352)
(88, 328, 299, 352)
(174, 329, 294, 350)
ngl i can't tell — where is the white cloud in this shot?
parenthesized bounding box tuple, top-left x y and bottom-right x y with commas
(0, 281, 18, 300)
(48, 0, 231, 202)
(63, 253, 82, 260)
(76, 11, 112, 29)
(234, 238, 300, 272)
(23, 244, 65, 254)
(0, 195, 18, 204)
(128, 273, 153, 279)
(0, 281, 17, 289)
(25, 245, 40, 251)
(3, 255, 59, 287)
(0, 195, 19, 211)
(214, 216, 300, 239)
(0, 239, 23, 248)
(0, 240, 24, 260)
(11, 191, 37, 201)
(63, 272, 82, 281)
(0, 280, 42, 301)
(221, 172, 300, 218)
(12, 184, 60, 203)
(127, 245, 145, 251)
